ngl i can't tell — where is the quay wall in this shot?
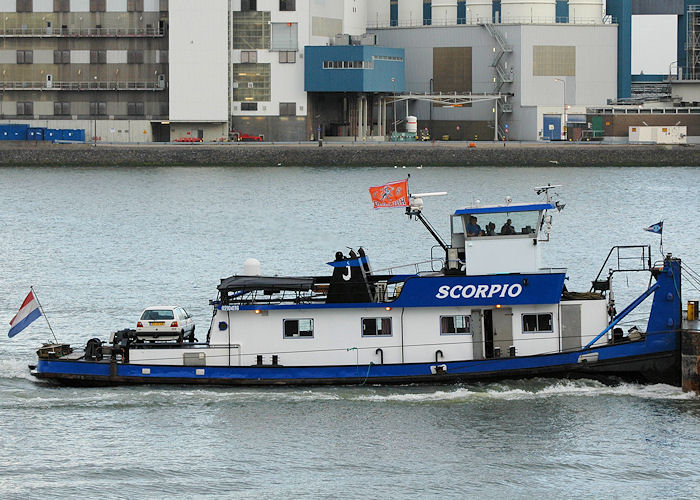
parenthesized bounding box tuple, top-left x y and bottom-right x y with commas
(0, 142, 697, 167)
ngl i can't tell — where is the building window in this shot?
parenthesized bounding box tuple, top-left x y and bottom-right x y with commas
(127, 102, 145, 115)
(127, 50, 144, 64)
(232, 63, 270, 102)
(362, 317, 392, 337)
(90, 50, 107, 64)
(240, 102, 258, 111)
(16, 50, 33, 64)
(54, 102, 71, 115)
(241, 0, 257, 11)
(16, 102, 33, 115)
(90, 102, 107, 115)
(53, 50, 70, 64)
(127, 0, 144, 11)
(279, 102, 295, 116)
(322, 60, 373, 69)
(279, 0, 295, 11)
(522, 313, 553, 333)
(241, 51, 257, 63)
(90, 0, 106, 12)
(232, 10, 270, 50)
(283, 319, 313, 338)
(271, 22, 298, 51)
(53, 0, 69, 11)
(440, 315, 471, 335)
(279, 51, 295, 63)
(16, 0, 33, 12)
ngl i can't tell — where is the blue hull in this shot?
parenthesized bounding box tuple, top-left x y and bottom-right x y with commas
(34, 331, 680, 387)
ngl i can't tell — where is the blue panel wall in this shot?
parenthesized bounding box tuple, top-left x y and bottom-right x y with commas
(556, 0, 569, 23)
(304, 46, 405, 93)
(606, 0, 632, 98)
(493, 1, 501, 23)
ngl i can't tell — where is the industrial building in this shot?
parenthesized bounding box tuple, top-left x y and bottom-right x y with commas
(0, 0, 698, 143)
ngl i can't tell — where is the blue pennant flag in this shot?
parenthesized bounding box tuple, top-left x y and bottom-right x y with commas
(643, 221, 663, 235)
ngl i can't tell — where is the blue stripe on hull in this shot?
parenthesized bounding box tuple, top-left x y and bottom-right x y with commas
(35, 331, 679, 385)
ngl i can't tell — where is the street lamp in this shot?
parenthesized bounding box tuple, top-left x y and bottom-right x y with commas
(391, 77, 397, 135)
(554, 77, 566, 140)
(93, 76, 98, 146)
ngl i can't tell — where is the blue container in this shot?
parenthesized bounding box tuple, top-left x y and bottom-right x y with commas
(63, 129, 86, 142)
(27, 127, 46, 141)
(0, 124, 29, 140)
(44, 129, 61, 143)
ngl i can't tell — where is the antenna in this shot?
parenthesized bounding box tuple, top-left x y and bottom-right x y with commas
(533, 183, 563, 203)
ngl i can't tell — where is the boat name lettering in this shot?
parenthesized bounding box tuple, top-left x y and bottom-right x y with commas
(220, 305, 240, 311)
(435, 283, 523, 300)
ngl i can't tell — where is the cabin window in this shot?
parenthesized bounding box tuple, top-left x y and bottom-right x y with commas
(462, 211, 539, 237)
(440, 315, 471, 335)
(522, 313, 553, 333)
(362, 317, 392, 337)
(284, 318, 313, 338)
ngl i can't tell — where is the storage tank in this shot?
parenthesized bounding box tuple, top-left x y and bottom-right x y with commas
(367, 0, 391, 28)
(432, 0, 458, 25)
(501, 0, 556, 23)
(398, 0, 424, 27)
(568, 0, 603, 24)
(467, 1, 494, 24)
(406, 116, 418, 134)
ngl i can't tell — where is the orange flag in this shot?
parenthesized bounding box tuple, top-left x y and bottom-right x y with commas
(369, 179, 409, 209)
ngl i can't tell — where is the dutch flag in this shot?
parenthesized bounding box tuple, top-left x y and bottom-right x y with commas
(8, 290, 42, 338)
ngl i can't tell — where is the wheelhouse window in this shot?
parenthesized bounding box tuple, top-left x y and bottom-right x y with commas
(362, 317, 392, 337)
(462, 210, 540, 237)
(522, 313, 553, 333)
(284, 319, 313, 338)
(440, 315, 471, 335)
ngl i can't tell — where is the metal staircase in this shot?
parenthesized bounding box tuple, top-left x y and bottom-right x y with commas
(483, 23, 513, 140)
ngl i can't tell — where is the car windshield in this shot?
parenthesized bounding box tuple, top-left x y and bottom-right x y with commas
(140, 309, 175, 321)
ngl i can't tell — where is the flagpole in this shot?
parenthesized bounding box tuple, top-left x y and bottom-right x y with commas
(30, 286, 59, 344)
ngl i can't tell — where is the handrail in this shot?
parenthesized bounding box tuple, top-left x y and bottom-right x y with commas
(373, 259, 444, 276)
(584, 282, 659, 349)
(0, 27, 164, 37)
(0, 81, 164, 91)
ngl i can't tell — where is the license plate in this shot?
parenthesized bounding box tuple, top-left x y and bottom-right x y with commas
(150, 321, 165, 326)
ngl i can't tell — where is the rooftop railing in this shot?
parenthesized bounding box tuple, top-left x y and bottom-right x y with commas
(366, 16, 613, 29)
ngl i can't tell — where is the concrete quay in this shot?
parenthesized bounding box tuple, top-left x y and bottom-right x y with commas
(0, 141, 697, 167)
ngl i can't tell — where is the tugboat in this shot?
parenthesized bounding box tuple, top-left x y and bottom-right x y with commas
(32, 184, 682, 386)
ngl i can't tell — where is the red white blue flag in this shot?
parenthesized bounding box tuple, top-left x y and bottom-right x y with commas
(368, 179, 409, 209)
(8, 290, 42, 338)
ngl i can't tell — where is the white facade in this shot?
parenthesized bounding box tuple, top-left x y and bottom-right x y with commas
(231, 0, 365, 120)
(168, 0, 229, 124)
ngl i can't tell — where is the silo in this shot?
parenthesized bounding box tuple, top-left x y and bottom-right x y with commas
(568, 0, 603, 24)
(432, 0, 458, 25)
(367, 0, 392, 28)
(501, 0, 556, 23)
(399, 0, 425, 27)
(466, 1, 494, 24)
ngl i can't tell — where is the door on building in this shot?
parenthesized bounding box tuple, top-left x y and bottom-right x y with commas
(543, 115, 561, 140)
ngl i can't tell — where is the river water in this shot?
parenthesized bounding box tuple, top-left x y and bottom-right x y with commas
(1, 165, 699, 498)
